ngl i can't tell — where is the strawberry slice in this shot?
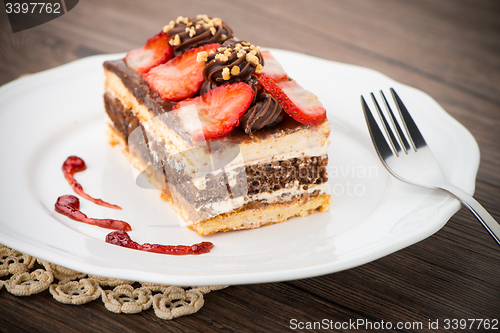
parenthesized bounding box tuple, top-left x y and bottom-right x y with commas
(144, 43, 220, 102)
(172, 82, 255, 141)
(255, 73, 327, 125)
(125, 32, 174, 74)
(261, 50, 289, 82)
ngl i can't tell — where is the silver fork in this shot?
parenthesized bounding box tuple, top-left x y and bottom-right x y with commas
(361, 88, 500, 246)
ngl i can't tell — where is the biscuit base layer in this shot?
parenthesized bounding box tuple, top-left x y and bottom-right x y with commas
(185, 193, 331, 235)
(106, 125, 331, 236)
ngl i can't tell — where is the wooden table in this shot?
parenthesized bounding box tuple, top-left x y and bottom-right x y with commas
(1, 0, 499, 331)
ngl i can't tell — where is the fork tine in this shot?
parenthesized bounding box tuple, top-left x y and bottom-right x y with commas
(379, 91, 411, 153)
(361, 96, 394, 159)
(370, 93, 402, 155)
(390, 88, 427, 150)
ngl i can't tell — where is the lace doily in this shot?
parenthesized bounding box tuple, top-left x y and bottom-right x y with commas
(0, 243, 228, 320)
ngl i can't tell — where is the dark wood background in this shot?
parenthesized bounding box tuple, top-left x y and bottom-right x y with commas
(1, 0, 499, 332)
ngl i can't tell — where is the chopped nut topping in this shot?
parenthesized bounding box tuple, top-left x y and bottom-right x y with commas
(246, 53, 259, 65)
(213, 18, 222, 27)
(215, 53, 229, 62)
(171, 34, 181, 46)
(209, 50, 215, 55)
(222, 67, 230, 80)
(221, 34, 227, 40)
(176, 16, 189, 24)
(255, 64, 263, 74)
(231, 66, 241, 75)
(197, 51, 208, 63)
(224, 49, 232, 57)
(210, 27, 216, 35)
(237, 50, 246, 58)
(186, 15, 222, 31)
(163, 20, 175, 33)
(189, 26, 196, 37)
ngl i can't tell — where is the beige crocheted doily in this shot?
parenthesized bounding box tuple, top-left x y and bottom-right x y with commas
(0, 243, 228, 320)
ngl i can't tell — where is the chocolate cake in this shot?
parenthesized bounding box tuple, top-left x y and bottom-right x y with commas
(103, 15, 331, 235)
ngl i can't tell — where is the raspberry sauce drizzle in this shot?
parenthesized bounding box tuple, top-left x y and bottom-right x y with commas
(106, 230, 214, 255)
(62, 156, 122, 210)
(55, 195, 131, 231)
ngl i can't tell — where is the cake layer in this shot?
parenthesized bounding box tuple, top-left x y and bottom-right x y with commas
(107, 122, 330, 235)
(105, 92, 329, 221)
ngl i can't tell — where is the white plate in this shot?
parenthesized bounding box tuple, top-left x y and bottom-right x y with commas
(0, 49, 479, 286)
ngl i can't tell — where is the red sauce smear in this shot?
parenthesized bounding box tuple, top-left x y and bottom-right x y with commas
(105, 230, 214, 255)
(55, 195, 131, 231)
(62, 156, 122, 210)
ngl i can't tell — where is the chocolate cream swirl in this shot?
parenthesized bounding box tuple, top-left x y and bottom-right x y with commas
(201, 39, 264, 84)
(241, 93, 284, 135)
(164, 15, 233, 55)
(198, 80, 218, 96)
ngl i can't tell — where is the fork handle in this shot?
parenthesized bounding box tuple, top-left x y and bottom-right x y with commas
(440, 183, 500, 246)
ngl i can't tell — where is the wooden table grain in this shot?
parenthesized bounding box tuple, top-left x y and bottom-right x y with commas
(1, 0, 499, 332)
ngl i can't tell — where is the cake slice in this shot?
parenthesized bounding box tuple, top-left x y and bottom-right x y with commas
(103, 15, 331, 235)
